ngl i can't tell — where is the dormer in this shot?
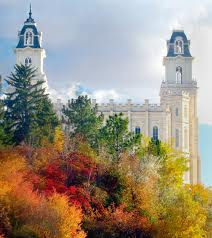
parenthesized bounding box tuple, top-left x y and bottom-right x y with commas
(166, 30, 192, 58)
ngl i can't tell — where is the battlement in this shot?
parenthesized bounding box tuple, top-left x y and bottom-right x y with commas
(94, 99, 169, 113)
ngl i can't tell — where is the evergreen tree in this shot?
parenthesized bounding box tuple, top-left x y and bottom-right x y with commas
(62, 95, 103, 148)
(99, 113, 141, 160)
(29, 97, 60, 146)
(3, 64, 59, 146)
(0, 76, 4, 146)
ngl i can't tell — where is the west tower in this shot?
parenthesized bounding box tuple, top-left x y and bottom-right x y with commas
(14, 5, 47, 87)
(160, 30, 200, 184)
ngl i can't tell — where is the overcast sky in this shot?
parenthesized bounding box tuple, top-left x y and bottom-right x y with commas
(1, 0, 212, 124)
(0, 0, 212, 185)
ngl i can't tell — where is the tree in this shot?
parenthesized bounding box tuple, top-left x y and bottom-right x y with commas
(29, 97, 59, 146)
(62, 95, 103, 148)
(0, 77, 4, 146)
(99, 113, 141, 161)
(0, 149, 86, 238)
(85, 204, 151, 238)
(3, 64, 59, 146)
(156, 186, 209, 238)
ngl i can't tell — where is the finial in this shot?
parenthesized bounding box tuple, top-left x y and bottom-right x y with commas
(29, 3, 32, 18)
(25, 3, 35, 23)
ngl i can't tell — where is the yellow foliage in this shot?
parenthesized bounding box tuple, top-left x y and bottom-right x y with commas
(0, 148, 86, 238)
(30, 193, 86, 238)
(156, 186, 208, 238)
(53, 126, 65, 152)
(31, 146, 59, 172)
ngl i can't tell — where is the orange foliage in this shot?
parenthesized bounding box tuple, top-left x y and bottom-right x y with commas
(85, 204, 151, 237)
(0, 148, 86, 238)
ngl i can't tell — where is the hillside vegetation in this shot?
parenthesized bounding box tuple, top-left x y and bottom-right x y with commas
(0, 65, 211, 238)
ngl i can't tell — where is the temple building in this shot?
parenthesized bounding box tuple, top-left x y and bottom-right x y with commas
(15, 8, 200, 184)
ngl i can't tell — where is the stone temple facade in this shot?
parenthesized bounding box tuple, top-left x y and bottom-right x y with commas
(93, 30, 200, 185)
(15, 8, 200, 185)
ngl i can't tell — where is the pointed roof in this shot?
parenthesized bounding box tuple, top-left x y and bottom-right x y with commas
(16, 5, 41, 49)
(25, 4, 35, 24)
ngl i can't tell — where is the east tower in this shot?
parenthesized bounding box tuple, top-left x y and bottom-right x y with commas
(161, 29, 200, 184)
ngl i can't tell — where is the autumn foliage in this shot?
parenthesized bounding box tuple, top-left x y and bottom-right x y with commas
(0, 73, 211, 237)
(0, 140, 210, 238)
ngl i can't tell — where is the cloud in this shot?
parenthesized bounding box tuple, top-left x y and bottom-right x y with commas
(48, 82, 123, 104)
(1, 0, 212, 124)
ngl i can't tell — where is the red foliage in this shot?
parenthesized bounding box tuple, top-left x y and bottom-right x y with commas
(65, 152, 97, 186)
(40, 161, 67, 195)
(67, 186, 91, 209)
(33, 153, 98, 210)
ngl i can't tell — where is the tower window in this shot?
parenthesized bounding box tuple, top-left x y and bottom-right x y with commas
(25, 30, 33, 46)
(135, 127, 141, 134)
(153, 126, 159, 141)
(175, 39, 183, 54)
(184, 128, 188, 149)
(176, 108, 179, 117)
(176, 66, 182, 84)
(184, 105, 188, 119)
(25, 57, 32, 66)
(176, 129, 180, 147)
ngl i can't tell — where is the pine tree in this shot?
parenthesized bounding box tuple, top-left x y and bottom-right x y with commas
(62, 95, 103, 148)
(99, 113, 141, 161)
(30, 97, 59, 146)
(3, 64, 59, 146)
(0, 75, 4, 146)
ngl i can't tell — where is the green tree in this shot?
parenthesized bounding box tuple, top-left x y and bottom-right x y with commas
(29, 98, 59, 145)
(0, 76, 4, 146)
(3, 64, 59, 146)
(29, 97, 59, 146)
(62, 95, 103, 148)
(99, 113, 141, 161)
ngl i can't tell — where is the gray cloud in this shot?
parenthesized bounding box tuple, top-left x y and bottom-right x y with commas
(0, 0, 212, 123)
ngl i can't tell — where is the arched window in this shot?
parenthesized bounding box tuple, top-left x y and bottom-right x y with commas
(176, 66, 182, 84)
(184, 128, 188, 149)
(25, 30, 33, 46)
(25, 57, 32, 66)
(176, 129, 180, 147)
(184, 105, 188, 119)
(153, 126, 158, 141)
(135, 127, 141, 134)
(175, 39, 183, 54)
(176, 108, 179, 117)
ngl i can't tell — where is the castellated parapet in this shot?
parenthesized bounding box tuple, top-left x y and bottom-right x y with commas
(96, 99, 170, 113)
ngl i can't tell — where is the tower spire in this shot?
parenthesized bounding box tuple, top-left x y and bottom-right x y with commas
(29, 3, 32, 19)
(25, 3, 35, 24)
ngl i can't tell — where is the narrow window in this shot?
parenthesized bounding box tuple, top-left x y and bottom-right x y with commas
(176, 129, 179, 147)
(175, 39, 183, 54)
(153, 126, 159, 141)
(25, 30, 33, 46)
(25, 57, 32, 66)
(135, 127, 141, 134)
(176, 66, 182, 84)
(176, 108, 179, 117)
(184, 105, 188, 119)
(184, 128, 188, 149)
